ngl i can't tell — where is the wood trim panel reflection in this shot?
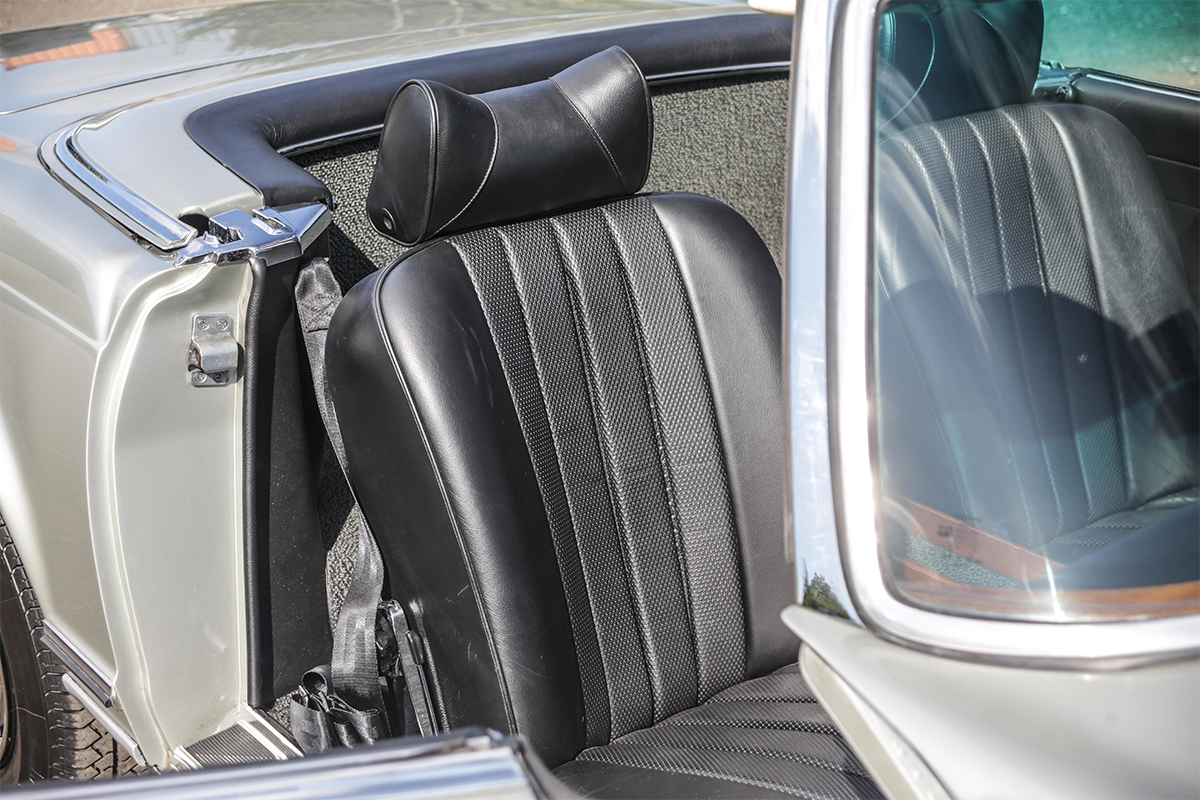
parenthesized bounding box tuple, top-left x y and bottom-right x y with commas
(890, 496, 1063, 583)
(898, 580, 1200, 621)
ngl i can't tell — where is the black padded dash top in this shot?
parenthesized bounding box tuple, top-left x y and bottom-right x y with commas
(367, 47, 652, 245)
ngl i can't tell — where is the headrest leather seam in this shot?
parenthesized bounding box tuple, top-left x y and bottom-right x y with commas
(549, 75, 629, 194)
(418, 81, 439, 243)
(431, 98, 500, 239)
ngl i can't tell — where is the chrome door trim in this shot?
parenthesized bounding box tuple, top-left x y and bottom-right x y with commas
(42, 121, 198, 252)
(785, 0, 859, 622)
(788, 0, 1200, 666)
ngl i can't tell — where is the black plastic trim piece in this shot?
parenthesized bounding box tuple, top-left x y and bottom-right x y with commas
(185, 13, 792, 208)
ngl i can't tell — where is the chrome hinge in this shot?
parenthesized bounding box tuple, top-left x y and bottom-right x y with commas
(1034, 62, 1087, 102)
(174, 204, 330, 269)
(189, 314, 238, 387)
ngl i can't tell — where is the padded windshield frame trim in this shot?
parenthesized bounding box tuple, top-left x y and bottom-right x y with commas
(184, 13, 793, 209)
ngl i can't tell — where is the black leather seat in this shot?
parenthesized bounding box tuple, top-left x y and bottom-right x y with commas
(327, 49, 880, 798)
(875, 0, 1198, 572)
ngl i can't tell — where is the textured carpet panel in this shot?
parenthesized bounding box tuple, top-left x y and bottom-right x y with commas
(450, 197, 746, 743)
(292, 73, 789, 291)
(646, 74, 788, 265)
(567, 670, 883, 800)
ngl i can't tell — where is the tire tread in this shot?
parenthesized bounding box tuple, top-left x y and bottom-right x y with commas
(1, 523, 144, 780)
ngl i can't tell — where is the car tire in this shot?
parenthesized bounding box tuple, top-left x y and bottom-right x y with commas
(0, 515, 142, 783)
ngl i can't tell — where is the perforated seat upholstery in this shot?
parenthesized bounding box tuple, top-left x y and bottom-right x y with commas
(875, 1, 1198, 565)
(327, 48, 880, 798)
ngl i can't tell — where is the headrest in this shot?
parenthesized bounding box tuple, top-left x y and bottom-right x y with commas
(877, 0, 1043, 131)
(367, 47, 651, 246)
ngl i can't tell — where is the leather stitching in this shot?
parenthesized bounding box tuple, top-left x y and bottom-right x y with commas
(417, 82, 439, 243)
(550, 76, 630, 194)
(887, 134, 981, 525)
(549, 213, 661, 739)
(960, 114, 1046, 546)
(432, 97, 499, 237)
(479, 221, 617, 747)
(596, 205, 701, 723)
(988, 109, 1075, 541)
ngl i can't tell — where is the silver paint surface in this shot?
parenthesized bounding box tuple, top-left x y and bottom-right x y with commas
(787, 606, 1200, 799)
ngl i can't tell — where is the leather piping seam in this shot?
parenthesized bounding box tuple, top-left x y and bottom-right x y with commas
(886, 132, 984, 525)
(421, 82, 440, 243)
(999, 105, 1102, 530)
(659, 718, 838, 734)
(599, 202, 703, 721)
(959, 112, 1047, 544)
(549, 76, 630, 195)
(460, 223, 612, 747)
(585, 734, 872, 780)
(1037, 104, 1139, 518)
(490, 223, 614, 747)
(368, 256, 517, 734)
(614, 45, 655, 190)
(432, 97, 499, 238)
(550, 213, 658, 739)
(999, 107, 1081, 535)
(573, 756, 826, 798)
(647, 197, 751, 686)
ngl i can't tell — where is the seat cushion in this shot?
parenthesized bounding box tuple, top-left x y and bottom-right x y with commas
(1044, 488, 1198, 563)
(554, 667, 882, 799)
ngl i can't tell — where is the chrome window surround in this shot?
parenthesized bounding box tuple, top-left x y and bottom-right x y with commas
(788, 0, 1200, 666)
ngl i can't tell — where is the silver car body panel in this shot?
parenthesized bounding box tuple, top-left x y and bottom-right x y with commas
(787, 606, 1200, 799)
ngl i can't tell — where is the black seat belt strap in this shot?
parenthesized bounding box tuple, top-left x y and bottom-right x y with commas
(290, 256, 436, 752)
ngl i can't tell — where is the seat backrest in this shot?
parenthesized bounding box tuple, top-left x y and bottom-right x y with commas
(874, 0, 1198, 551)
(326, 48, 793, 767)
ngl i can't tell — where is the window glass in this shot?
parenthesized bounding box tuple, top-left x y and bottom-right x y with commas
(1042, 0, 1200, 90)
(870, 0, 1199, 622)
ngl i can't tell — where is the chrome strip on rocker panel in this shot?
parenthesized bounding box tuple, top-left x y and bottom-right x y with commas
(41, 620, 116, 707)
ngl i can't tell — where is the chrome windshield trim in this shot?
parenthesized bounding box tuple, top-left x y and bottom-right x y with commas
(785, 0, 859, 623)
(43, 122, 198, 252)
(1084, 71, 1200, 100)
(788, 0, 1200, 666)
